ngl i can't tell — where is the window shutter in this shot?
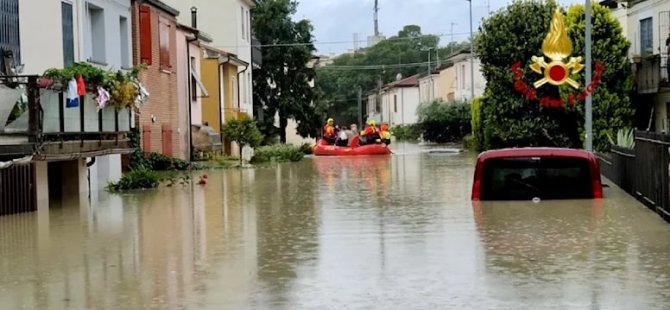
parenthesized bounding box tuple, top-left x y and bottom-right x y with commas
(139, 5, 152, 65)
(159, 17, 171, 69)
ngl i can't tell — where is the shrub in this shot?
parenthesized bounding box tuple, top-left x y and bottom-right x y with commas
(392, 124, 421, 141)
(143, 152, 195, 171)
(299, 142, 314, 155)
(470, 97, 485, 152)
(475, 1, 633, 151)
(417, 99, 471, 143)
(221, 116, 264, 164)
(107, 167, 161, 192)
(607, 128, 635, 150)
(251, 144, 304, 164)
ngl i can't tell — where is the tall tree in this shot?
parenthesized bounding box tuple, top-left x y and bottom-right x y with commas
(316, 25, 470, 124)
(474, 0, 633, 151)
(252, 0, 320, 144)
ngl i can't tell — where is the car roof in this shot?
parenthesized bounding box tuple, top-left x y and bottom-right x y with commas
(476, 147, 596, 161)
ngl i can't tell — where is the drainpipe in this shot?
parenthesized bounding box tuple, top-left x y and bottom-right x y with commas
(186, 7, 199, 160)
(219, 55, 232, 143)
(237, 63, 249, 111)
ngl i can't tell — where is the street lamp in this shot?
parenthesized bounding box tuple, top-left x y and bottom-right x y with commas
(467, 0, 475, 101)
(585, 0, 593, 151)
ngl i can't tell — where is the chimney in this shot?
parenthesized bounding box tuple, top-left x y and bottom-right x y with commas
(190, 7, 197, 29)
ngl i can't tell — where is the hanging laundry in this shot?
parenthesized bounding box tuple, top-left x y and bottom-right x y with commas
(76, 74, 86, 96)
(66, 78, 79, 108)
(95, 86, 110, 110)
(133, 78, 149, 109)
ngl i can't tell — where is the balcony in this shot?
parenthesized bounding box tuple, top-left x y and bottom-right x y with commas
(0, 75, 132, 161)
(633, 54, 667, 94)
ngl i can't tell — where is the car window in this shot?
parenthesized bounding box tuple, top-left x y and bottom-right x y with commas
(481, 157, 593, 200)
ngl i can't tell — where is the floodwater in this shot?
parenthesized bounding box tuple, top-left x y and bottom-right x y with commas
(2, 143, 670, 309)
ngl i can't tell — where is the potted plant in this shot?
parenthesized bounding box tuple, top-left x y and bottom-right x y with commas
(631, 53, 642, 63)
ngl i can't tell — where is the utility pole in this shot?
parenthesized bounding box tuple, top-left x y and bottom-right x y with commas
(585, 0, 593, 152)
(358, 87, 363, 128)
(468, 0, 475, 101)
(374, 0, 380, 36)
(450, 22, 457, 55)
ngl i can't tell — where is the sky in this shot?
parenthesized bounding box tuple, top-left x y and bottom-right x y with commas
(295, 0, 583, 55)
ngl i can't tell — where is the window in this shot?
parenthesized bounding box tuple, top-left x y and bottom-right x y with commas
(88, 4, 106, 63)
(393, 94, 397, 113)
(119, 16, 130, 68)
(139, 5, 152, 65)
(640, 17, 653, 55)
(246, 10, 250, 42)
(159, 16, 171, 70)
(62, 1, 74, 66)
(481, 157, 593, 200)
(241, 7, 246, 40)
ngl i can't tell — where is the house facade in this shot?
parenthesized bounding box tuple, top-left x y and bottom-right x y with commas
(603, 0, 670, 133)
(450, 51, 485, 102)
(367, 75, 421, 126)
(418, 72, 439, 104)
(166, 0, 257, 118)
(0, 0, 135, 212)
(131, 0, 186, 159)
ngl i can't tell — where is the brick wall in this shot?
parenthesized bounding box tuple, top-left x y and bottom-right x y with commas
(131, 3, 186, 159)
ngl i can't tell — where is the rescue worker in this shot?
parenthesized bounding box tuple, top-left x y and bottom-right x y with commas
(360, 119, 381, 145)
(380, 122, 392, 145)
(323, 118, 336, 144)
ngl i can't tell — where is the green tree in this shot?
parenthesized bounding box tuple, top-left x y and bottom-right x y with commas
(474, 0, 633, 151)
(252, 0, 320, 143)
(316, 25, 470, 124)
(417, 99, 472, 143)
(221, 116, 263, 165)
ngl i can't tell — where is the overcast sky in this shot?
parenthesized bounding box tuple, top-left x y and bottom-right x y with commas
(295, 0, 584, 55)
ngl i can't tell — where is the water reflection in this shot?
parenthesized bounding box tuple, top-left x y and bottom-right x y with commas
(3, 144, 670, 309)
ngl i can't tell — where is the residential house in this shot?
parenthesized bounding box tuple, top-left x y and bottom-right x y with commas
(201, 45, 248, 155)
(450, 50, 485, 102)
(0, 0, 134, 212)
(436, 62, 456, 102)
(418, 71, 439, 104)
(131, 0, 188, 159)
(602, 0, 670, 133)
(166, 0, 259, 118)
(367, 74, 421, 126)
(176, 20, 212, 160)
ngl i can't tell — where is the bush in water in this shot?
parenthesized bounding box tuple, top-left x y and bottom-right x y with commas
(392, 124, 421, 141)
(107, 167, 161, 192)
(221, 116, 264, 164)
(299, 142, 314, 155)
(417, 99, 471, 143)
(251, 144, 304, 164)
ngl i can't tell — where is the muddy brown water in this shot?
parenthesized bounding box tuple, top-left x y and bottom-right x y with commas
(1, 143, 670, 309)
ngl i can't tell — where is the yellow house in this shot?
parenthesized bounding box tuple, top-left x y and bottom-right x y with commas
(201, 46, 249, 154)
(435, 63, 456, 102)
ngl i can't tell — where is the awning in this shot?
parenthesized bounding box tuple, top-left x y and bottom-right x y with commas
(191, 65, 209, 97)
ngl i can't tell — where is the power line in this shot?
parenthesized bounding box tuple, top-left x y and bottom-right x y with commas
(212, 31, 473, 49)
(315, 57, 462, 71)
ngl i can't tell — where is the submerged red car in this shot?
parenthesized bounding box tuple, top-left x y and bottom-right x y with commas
(471, 147, 603, 201)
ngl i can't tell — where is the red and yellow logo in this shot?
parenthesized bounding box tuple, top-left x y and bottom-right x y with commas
(511, 8, 604, 108)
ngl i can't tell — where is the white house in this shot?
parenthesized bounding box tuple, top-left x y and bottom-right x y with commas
(167, 0, 257, 117)
(450, 51, 485, 102)
(13, 0, 134, 204)
(418, 72, 439, 104)
(603, 0, 670, 133)
(377, 74, 421, 126)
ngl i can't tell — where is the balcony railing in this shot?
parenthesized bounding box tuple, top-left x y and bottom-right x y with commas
(0, 75, 132, 160)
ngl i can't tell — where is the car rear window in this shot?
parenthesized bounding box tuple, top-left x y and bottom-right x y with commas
(480, 157, 593, 200)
